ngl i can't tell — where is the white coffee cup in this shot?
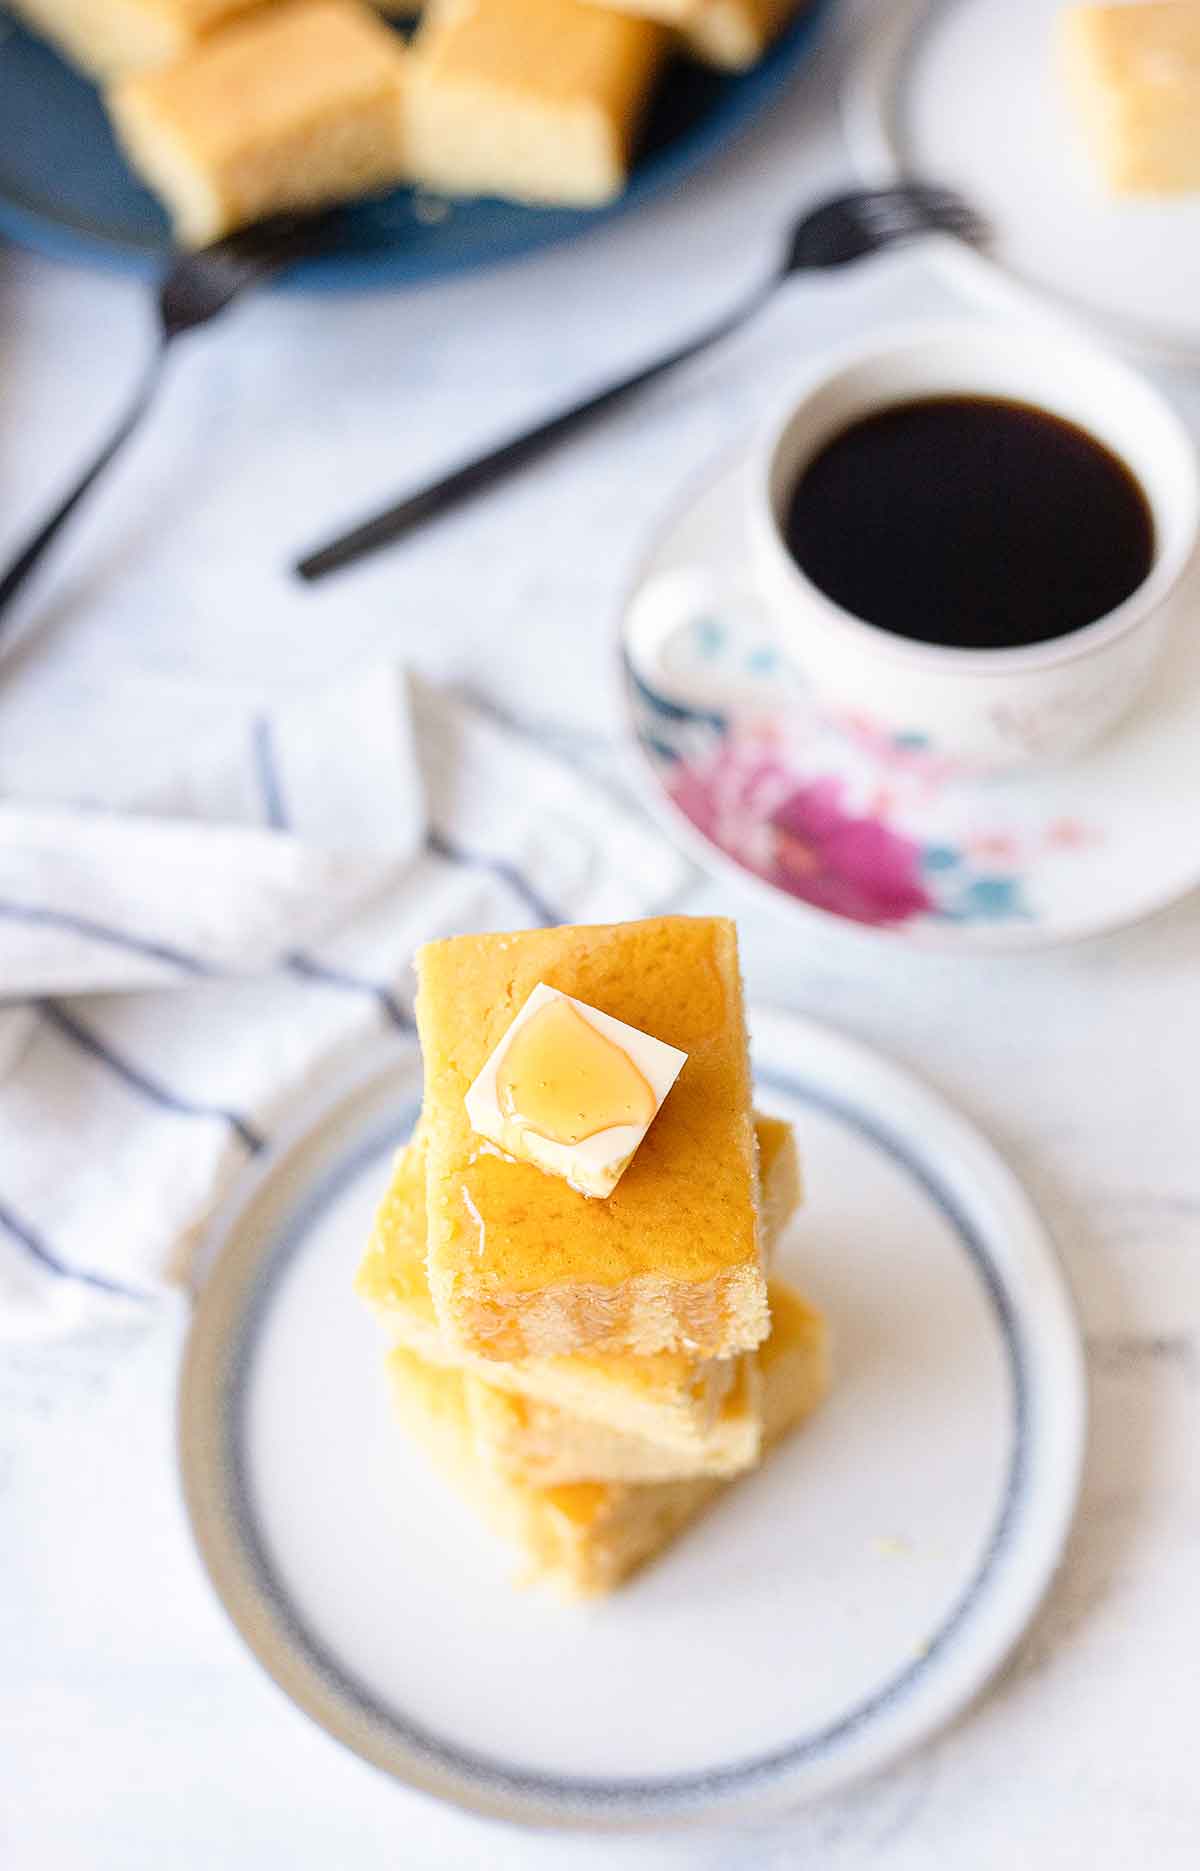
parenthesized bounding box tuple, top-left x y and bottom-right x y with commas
(627, 321, 1199, 772)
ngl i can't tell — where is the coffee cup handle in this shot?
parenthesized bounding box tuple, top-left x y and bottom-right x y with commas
(625, 567, 807, 717)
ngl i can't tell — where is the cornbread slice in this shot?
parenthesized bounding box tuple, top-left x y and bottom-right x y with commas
(8, 0, 262, 79)
(586, 0, 698, 23)
(385, 1279, 830, 1596)
(406, 0, 667, 206)
(588, 0, 801, 67)
(355, 1110, 801, 1450)
(466, 1354, 762, 1485)
(416, 917, 767, 1362)
(1059, 3, 1200, 194)
(684, 0, 804, 70)
(107, 0, 410, 246)
(756, 1111, 803, 1246)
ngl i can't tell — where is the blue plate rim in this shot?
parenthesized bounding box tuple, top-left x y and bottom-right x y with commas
(224, 1071, 1030, 1808)
(0, 0, 833, 291)
(176, 1012, 1085, 1825)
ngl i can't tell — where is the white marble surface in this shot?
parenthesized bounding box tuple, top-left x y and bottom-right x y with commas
(2, 5, 1199, 1864)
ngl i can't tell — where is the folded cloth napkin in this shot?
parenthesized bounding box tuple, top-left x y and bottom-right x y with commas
(0, 667, 691, 1338)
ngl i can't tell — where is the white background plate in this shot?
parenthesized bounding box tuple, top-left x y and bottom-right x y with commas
(179, 1010, 1084, 1829)
(846, 0, 1200, 363)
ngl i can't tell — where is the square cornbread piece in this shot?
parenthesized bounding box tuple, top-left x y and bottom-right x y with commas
(417, 917, 767, 1362)
(107, 0, 410, 246)
(588, 0, 800, 67)
(385, 1279, 830, 1597)
(684, 0, 804, 70)
(1059, 3, 1200, 194)
(585, 0, 698, 23)
(466, 1354, 762, 1485)
(8, 0, 262, 79)
(406, 0, 667, 206)
(355, 1110, 801, 1451)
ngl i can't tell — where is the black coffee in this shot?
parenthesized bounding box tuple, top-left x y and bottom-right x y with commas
(782, 395, 1155, 651)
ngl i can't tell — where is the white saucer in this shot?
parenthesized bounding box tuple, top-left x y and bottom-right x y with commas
(846, 0, 1200, 364)
(178, 1011, 1084, 1829)
(621, 449, 1200, 950)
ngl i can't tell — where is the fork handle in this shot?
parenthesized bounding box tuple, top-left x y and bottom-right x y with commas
(0, 339, 170, 631)
(295, 281, 772, 582)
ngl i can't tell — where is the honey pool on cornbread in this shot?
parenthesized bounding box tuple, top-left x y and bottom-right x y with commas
(497, 996, 655, 1147)
(464, 981, 688, 1199)
(416, 917, 768, 1363)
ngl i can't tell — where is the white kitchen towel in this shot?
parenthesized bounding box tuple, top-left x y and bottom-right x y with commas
(0, 667, 692, 1338)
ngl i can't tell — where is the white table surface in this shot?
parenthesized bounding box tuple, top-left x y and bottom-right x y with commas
(2, 5, 1198, 1865)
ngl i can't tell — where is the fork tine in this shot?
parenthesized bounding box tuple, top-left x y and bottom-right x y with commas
(939, 204, 989, 239)
(865, 184, 983, 238)
(782, 181, 984, 277)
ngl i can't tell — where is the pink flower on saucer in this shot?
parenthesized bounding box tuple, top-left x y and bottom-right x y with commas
(767, 778, 934, 927)
(669, 748, 935, 927)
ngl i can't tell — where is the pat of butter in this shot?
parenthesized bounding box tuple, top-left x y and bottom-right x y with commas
(464, 983, 688, 1198)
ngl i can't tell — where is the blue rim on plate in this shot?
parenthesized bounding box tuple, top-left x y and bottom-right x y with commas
(178, 1015, 1085, 1827)
(0, 3, 832, 289)
(225, 1077, 1028, 1812)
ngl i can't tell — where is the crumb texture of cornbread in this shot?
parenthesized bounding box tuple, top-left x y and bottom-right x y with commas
(758, 1282, 830, 1441)
(466, 1354, 762, 1485)
(9, 0, 261, 77)
(108, 0, 409, 245)
(356, 1108, 800, 1446)
(407, 0, 666, 206)
(755, 1112, 803, 1250)
(684, 0, 803, 70)
(1060, 3, 1200, 193)
(385, 1276, 829, 1597)
(417, 917, 767, 1362)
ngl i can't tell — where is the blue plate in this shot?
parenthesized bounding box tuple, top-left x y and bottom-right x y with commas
(0, 4, 831, 290)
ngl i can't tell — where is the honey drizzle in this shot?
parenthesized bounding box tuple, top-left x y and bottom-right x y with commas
(496, 998, 656, 1147)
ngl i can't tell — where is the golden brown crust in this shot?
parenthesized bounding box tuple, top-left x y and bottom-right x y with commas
(417, 917, 766, 1360)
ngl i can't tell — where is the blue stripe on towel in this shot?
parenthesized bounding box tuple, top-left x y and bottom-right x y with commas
(0, 1197, 149, 1302)
(0, 898, 216, 976)
(284, 954, 413, 1033)
(39, 1001, 265, 1154)
(251, 714, 416, 1030)
(426, 829, 560, 928)
(251, 716, 288, 832)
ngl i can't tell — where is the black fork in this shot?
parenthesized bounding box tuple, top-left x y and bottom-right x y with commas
(296, 184, 986, 582)
(0, 209, 349, 630)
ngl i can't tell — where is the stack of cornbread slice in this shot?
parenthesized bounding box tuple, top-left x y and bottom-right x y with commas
(356, 916, 830, 1597)
(13, 0, 812, 247)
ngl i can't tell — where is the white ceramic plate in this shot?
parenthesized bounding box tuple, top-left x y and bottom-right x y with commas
(179, 1009, 1084, 1828)
(621, 448, 1200, 950)
(846, 0, 1200, 364)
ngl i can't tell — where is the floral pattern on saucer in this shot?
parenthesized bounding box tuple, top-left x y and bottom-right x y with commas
(630, 670, 1099, 933)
